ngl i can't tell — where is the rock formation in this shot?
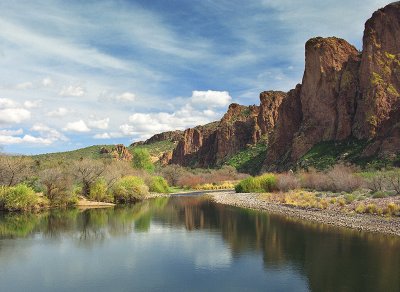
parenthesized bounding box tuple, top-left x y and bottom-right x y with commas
(130, 2, 400, 172)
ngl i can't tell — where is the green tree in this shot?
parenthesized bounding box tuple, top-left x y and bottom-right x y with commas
(132, 149, 154, 172)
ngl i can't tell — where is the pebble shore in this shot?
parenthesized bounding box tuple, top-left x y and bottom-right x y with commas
(210, 191, 400, 237)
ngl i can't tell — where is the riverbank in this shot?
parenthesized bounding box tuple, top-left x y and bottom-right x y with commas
(210, 191, 400, 237)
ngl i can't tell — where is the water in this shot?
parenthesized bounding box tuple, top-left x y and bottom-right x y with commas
(0, 195, 399, 292)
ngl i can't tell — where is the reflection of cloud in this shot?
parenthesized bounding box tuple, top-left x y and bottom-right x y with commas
(147, 224, 232, 269)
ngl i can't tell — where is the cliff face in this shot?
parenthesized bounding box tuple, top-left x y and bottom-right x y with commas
(265, 2, 400, 170)
(162, 94, 284, 167)
(290, 37, 360, 161)
(131, 2, 400, 172)
(354, 1, 400, 138)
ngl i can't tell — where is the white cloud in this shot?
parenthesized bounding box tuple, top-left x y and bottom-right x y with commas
(98, 91, 136, 103)
(88, 118, 109, 130)
(115, 92, 136, 102)
(15, 82, 33, 90)
(59, 85, 86, 97)
(31, 123, 67, 142)
(93, 133, 111, 139)
(47, 107, 69, 117)
(0, 98, 17, 108)
(24, 100, 41, 108)
(0, 134, 53, 145)
(119, 124, 135, 136)
(63, 120, 90, 132)
(42, 77, 53, 87)
(190, 90, 232, 108)
(0, 128, 23, 136)
(0, 108, 31, 124)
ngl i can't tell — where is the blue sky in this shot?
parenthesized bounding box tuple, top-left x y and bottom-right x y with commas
(0, 0, 389, 154)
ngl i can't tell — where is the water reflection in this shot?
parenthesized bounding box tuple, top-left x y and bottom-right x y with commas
(0, 196, 399, 292)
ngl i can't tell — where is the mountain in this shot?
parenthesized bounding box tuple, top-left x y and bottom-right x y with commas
(130, 2, 400, 173)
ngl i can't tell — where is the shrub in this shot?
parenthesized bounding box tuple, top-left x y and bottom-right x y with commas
(300, 169, 334, 191)
(386, 169, 400, 194)
(257, 173, 277, 192)
(235, 173, 277, 193)
(327, 165, 363, 192)
(235, 177, 261, 193)
(372, 191, 389, 198)
(132, 149, 155, 173)
(89, 178, 113, 203)
(277, 172, 300, 192)
(71, 159, 106, 197)
(39, 167, 74, 206)
(365, 203, 378, 214)
(1, 184, 43, 211)
(112, 176, 149, 203)
(362, 171, 386, 192)
(355, 203, 366, 213)
(383, 202, 400, 216)
(147, 176, 170, 193)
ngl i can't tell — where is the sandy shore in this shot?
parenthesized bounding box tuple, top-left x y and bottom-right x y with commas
(210, 191, 400, 237)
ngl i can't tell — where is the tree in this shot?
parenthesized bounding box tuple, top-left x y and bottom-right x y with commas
(71, 159, 105, 197)
(39, 167, 73, 204)
(132, 148, 154, 172)
(0, 155, 32, 186)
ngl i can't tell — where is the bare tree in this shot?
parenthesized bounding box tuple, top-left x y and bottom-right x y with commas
(71, 159, 106, 197)
(40, 167, 73, 203)
(0, 155, 32, 186)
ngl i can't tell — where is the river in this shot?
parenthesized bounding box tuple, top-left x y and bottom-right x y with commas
(0, 195, 399, 291)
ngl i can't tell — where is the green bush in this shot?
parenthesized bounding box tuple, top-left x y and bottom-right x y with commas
(235, 177, 261, 193)
(1, 184, 42, 211)
(112, 176, 149, 203)
(132, 149, 155, 173)
(257, 173, 277, 192)
(235, 173, 277, 193)
(89, 178, 113, 203)
(148, 176, 170, 193)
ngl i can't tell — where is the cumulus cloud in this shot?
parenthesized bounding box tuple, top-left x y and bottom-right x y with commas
(190, 90, 232, 108)
(24, 100, 41, 108)
(0, 128, 23, 136)
(93, 133, 111, 139)
(63, 120, 90, 132)
(88, 117, 109, 130)
(47, 107, 69, 117)
(98, 91, 136, 103)
(0, 134, 53, 145)
(0, 98, 17, 108)
(31, 123, 67, 142)
(59, 85, 86, 97)
(15, 81, 33, 90)
(42, 77, 53, 87)
(0, 108, 31, 124)
(115, 92, 135, 102)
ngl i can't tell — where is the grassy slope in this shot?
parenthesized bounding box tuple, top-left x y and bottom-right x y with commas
(225, 142, 267, 175)
(33, 145, 114, 161)
(298, 139, 400, 170)
(129, 140, 176, 157)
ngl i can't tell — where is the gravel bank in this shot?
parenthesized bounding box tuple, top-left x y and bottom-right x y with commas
(211, 191, 400, 237)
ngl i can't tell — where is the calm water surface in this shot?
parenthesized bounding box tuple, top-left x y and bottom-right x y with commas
(0, 196, 399, 292)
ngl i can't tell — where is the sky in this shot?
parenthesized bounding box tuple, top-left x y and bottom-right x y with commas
(0, 0, 390, 154)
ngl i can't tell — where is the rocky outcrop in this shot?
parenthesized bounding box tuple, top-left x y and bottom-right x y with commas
(111, 144, 132, 161)
(290, 37, 360, 160)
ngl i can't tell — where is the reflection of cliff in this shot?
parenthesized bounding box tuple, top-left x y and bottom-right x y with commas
(0, 197, 399, 291)
(155, 197, 400, 292)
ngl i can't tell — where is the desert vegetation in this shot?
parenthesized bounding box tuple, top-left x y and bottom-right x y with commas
(235, 164, 400, 217)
